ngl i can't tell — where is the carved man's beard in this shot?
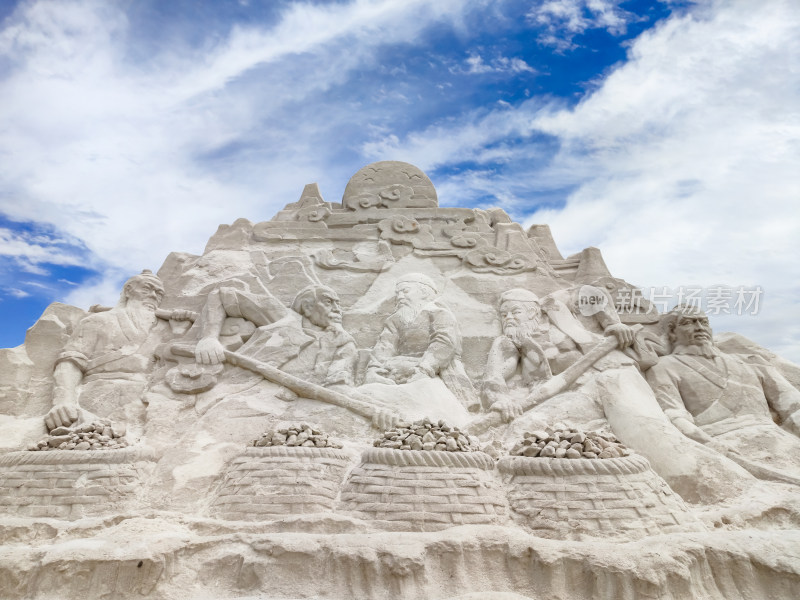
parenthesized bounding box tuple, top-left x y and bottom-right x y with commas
(126, 301, 157, 330)
(306, 305, 342, 331)
(502, 318, 541, 349)
(673, 340, 718, 359)
(395, 298, 423, 327)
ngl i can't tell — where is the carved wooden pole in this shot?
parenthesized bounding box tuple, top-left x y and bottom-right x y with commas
(467, 332, 627, 435)
(224, 350, 399, 426)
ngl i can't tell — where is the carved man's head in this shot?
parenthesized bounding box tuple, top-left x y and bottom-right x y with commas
(292, 285, 343, 329)
(120, 270, 165, 311)
(499, 289, 542, 338)
(395, 273, 437, 308)
(392, 273, 437, 326)
(664, 305, 714, 351)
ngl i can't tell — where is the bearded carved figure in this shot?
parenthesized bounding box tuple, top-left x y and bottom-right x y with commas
(46, 270, 175, 434)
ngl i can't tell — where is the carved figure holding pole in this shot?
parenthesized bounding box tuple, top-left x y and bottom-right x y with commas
(471, 288, 756, 504)
(182, 272, 396, 429)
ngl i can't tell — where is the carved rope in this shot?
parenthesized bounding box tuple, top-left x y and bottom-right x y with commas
(361, 447, 496, 469)
(0, 448, 157, 467)
(497, 454, 651, 477)
(242, 446, 353, 461)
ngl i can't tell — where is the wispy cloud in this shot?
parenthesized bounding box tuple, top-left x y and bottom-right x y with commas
(0, 226, 89, 269)
(527, 0, 800, 359)
(459, 53, 537, 75)
(528, 0, 639, 50)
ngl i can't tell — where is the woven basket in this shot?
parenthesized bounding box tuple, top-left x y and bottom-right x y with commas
(497, 454, 704, 539)
(0, 448, 156, 520)
(211, 446, 352, 521)
(339, 447, 507, 531)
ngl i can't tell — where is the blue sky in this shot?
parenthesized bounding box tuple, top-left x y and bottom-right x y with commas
(1, 0, 798, 361)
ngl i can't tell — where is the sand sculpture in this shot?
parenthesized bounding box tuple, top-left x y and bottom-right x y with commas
(1, 161, 799, 599)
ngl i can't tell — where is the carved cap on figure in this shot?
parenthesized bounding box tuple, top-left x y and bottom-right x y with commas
(396, 273, 438, 295)
(499, 288, 540, 305)
(119, 269, 165, 305)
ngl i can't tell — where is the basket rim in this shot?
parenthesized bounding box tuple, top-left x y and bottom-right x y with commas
(0, 447, 157, 466)
(497, 453, 650, 476)
(361, 447, 496, 469)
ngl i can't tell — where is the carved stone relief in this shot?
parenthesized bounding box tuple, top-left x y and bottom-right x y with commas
(0, 162, 798, 600)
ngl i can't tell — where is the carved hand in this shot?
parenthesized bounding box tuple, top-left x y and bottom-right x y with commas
(44, 403, 79, 432)
(364, 369, 397, 385)
(384, 356, 419, 383)
(491, 399, 523, 423)
(195, 336, 226, 365)
(605, 322, 635, 348)
(168, 309, 199, 322)
(371, 408, 397, 430)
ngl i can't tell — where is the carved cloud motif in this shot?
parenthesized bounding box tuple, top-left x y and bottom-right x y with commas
(378, 184, 413, 205)
(378, 216, 435, 247)
(297, 205, 332, 222)
(462, 247, 536, 274)
(449, 232, 487, 249)
(344, 184, 415, 210)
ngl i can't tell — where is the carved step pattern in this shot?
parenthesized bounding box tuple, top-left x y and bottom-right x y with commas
(498, 454, 705, 540)
(339, 447, 508, 531)
(210, 446, 352, 521)
(0, 448, 156, 520)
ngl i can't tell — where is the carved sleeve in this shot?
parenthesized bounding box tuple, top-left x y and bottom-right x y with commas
(755, 363, 800, 422)
(55, 314, 102, 373)
(219, 287, 288, 327)
(418, 307, 459, 375)
(369, 317, 400, 368)
(326, 334, 358, 386)
(484, 335, 520, 386)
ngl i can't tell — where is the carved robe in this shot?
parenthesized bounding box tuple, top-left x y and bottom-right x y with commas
(647, 351, 800, 476)
(58, 308, 166, 381)
(56, 307, 168, 426)
(367, 301, 479, 411)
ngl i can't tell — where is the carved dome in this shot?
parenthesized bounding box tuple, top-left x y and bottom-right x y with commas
(341, 161, 438, 210)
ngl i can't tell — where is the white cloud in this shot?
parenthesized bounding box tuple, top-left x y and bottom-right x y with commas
(528, 0, 638, 49)
(460, 53, 537, 74)
(526, 0, 800, 360)
(0, 226, 89, 270)
(6, 288, 30, 298)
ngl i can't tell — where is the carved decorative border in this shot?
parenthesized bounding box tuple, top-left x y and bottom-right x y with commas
(242, 446, 353, 461)
(0, 448, 157, 466)
(497, 454, 650, 477)
(361, 447, 496, 469)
